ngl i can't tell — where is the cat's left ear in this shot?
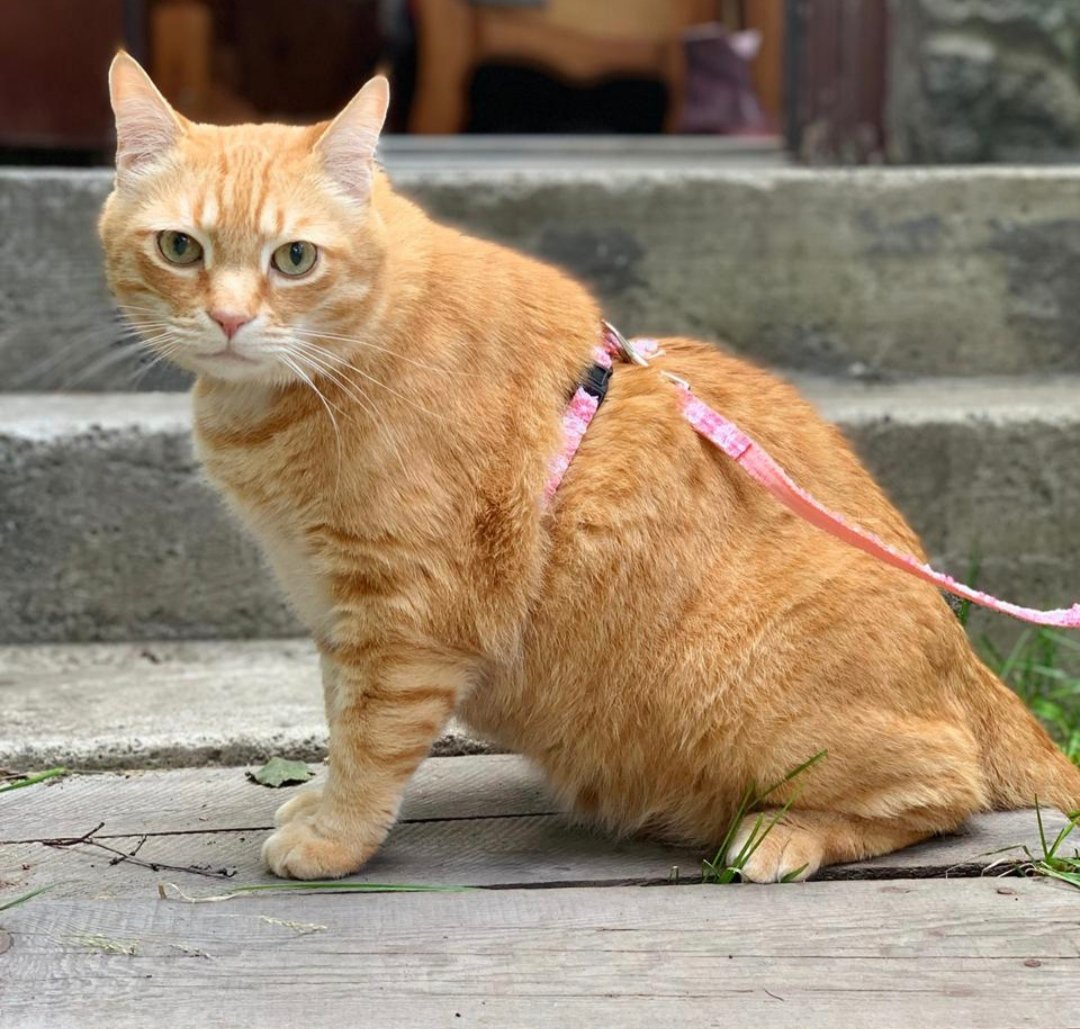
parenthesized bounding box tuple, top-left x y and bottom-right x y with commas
(315, 76, 390, 203)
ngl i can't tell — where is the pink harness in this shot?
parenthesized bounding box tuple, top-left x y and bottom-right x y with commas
(547, 324, 1080, 629)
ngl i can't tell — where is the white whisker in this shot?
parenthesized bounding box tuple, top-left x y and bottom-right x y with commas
(286, 336, 439, 419)
(291, 328, 468, 380)
(284, 346, 409, 479)
(282, 345, 375, 420)
(128, 339, 186, 386)
(64, 330, 177, 387)
(278, 352, 346, 478)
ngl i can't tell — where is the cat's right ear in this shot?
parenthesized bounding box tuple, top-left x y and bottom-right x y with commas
(108, 51, 183, 183)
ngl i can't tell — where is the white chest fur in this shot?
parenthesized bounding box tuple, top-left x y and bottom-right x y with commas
(243, 514, 333, 633)
(192, 388, 335, 635)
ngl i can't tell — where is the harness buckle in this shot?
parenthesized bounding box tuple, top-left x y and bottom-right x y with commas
(602, 320, 650, 367)
(581, 362, 613, 403)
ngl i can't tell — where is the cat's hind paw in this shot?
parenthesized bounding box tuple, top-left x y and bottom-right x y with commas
(726, 813, 824, 883)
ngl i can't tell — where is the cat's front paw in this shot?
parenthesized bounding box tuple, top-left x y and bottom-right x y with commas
(273, 787, 323, 826)
(261, 817, 378, 880)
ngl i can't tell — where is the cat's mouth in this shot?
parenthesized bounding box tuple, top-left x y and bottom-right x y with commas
(190, 345, 266, 379)
(203, 347, 256, 365)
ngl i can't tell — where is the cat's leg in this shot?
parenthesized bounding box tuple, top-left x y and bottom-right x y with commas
(262, 642, 470, 879)
(272, 655, 339, 827)
(721, 713, 985, 883)
(725, 809, 944, 883)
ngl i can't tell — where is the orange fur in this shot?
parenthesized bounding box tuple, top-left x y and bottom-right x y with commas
(100, 54, 1080, 881)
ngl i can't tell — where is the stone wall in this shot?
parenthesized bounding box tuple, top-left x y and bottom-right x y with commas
(888, 0, 1080, 162)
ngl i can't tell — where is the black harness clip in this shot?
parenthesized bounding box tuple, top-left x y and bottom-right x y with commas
(580, 362, 613, 405)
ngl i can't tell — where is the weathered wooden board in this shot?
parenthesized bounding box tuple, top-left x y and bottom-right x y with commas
(2, 879, 1077, 1029)
(1, 755, 553, 841)
(4, 812, 1074, 901)
(3, 758, 1076, 903)
(2, 814, 697, 899)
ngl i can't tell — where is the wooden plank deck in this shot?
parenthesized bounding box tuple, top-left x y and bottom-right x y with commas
(2, 756, 1079, 1027)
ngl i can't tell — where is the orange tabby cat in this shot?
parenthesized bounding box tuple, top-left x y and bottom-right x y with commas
(100, 53, 1080, 881)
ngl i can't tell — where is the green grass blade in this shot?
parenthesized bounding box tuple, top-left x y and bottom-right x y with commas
(779, 864, 810, 883)
(1037, 865, 1080, 890)
(955, 552, 981, 627)
(0, 767, 68, 794)
(1045, 819, 1077, 864)
(227, 881, 473, 895)
(999, 629, 1035, 683)
(1035, 796, 1050, 860)
(0, 885, 54, 911)
(702, 750, 828, 884)
(1049, 632, 1080, 654)
(755, 750, 829, 805)
(727, 812, 768, 872)
(730, 770, 821, 876)
(975, 611, 1080, 765)
(703, 783, 757, 881)
(160, 879, 476, 903)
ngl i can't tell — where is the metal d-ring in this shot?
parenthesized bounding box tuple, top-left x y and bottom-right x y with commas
(602, 320, 650, 367)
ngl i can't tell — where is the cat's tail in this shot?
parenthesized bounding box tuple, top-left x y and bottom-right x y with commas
(972, 661, 1080, 815)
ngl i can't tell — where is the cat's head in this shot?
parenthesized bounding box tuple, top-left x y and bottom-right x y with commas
(99, 52, 389, 384)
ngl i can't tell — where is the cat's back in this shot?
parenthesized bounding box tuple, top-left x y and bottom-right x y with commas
(551, 335, 923, 559)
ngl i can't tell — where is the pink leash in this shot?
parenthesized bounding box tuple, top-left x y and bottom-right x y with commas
(547, 327, 1080, 629)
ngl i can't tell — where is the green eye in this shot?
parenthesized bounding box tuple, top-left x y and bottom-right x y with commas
(272, 241, 317, 277)
(157, 230, 203, 265)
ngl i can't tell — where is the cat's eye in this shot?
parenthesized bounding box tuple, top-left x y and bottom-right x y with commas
(272, 241, 318, 277)
(157, 230, 203, 266)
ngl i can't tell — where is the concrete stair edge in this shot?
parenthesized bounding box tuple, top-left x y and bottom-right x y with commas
(0, 638, 495, 771)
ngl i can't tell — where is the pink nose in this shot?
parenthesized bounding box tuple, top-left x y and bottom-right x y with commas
(209, 310, 253, 340)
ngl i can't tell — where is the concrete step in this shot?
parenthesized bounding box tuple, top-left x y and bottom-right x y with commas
(377, 133, 787, 170)
(1, 378, 1078, 645)
(4, 166, 1080, 388)
(0, 638, 491, 771)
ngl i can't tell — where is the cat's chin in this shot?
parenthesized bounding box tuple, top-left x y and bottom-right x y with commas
(188, 350, 278, 384)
